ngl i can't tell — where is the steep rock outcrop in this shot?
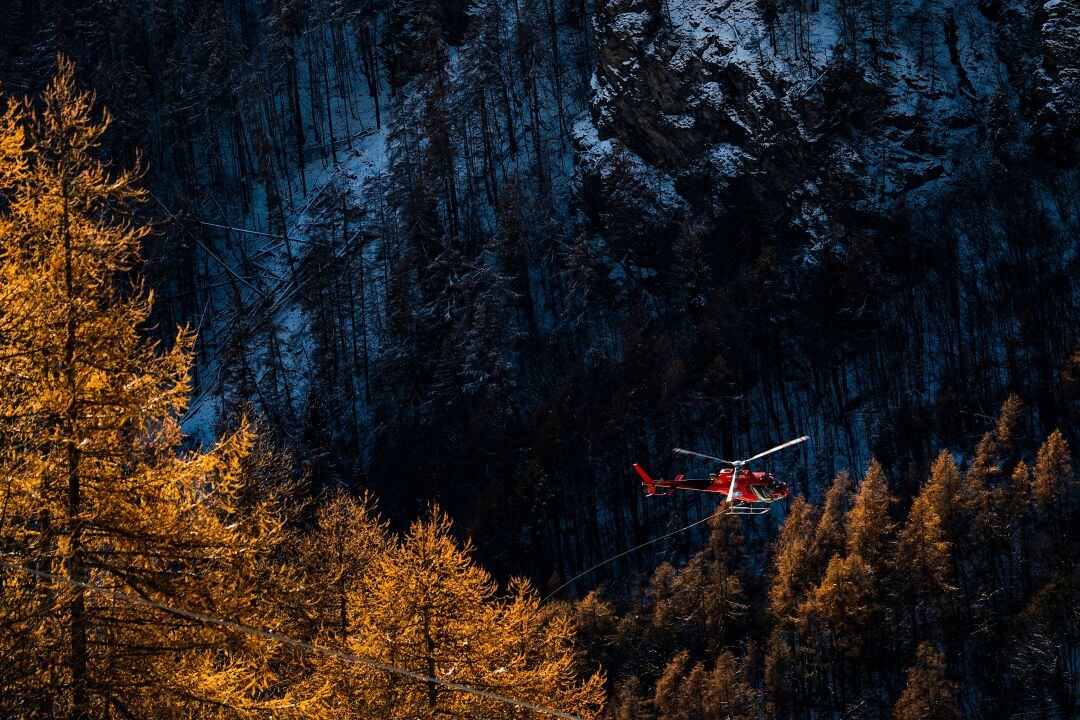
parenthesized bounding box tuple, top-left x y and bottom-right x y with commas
(1033, 0, 1080, 160)
(582, 0, 824, 246)
(591, 0, 793, 169)
(577, 0, 1063, 255)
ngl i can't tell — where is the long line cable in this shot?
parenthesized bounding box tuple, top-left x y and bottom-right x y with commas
(149, 191, 369, 424)
(162, 205, 333, 248)
(540, 507, 725, 605)
(0, 558, 585, 720)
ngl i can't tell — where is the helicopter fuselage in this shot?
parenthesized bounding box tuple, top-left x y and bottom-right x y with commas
(634, 465, 789, 503)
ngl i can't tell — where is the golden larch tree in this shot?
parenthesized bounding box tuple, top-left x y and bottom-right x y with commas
(895, 451, 980, 609)
(285, 490, 389, 642)
(654, 649, 757, 720)
(898, 476, 953, 599)
(977, 397, 1029, 557)
(277, 491, 390, 714)
(1030, 430, 1075, 568)
(768, 496, 819, 623)
(845, 458, 895, 570)
(0, 58, 310, 719)
(609, 677, 649, 720)
(699, 649, 759, 720)
(319, 506, 604, 719)
(653, 649, 691, 719)
(800, 552, 875, 657)
(891, 642, 960, 720)
(1009, 461, 1033, 512)
(1032, 429, 1073, 511)
(651, 512, 746, 649)
(921, 450, 985, 542)
(969, 395, 1024, 486)
(994, 393, 1025, 456)
(499, 580, 610, 717)
(814, 471, 853, 560)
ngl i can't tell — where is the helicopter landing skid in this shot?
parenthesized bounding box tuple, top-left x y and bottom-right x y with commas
(726, 502, 772, 516)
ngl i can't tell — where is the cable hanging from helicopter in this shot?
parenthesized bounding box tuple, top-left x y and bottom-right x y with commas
(541, 435, 812, 602)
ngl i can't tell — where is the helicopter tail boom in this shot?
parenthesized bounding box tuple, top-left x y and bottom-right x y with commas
(633, 464, 677, 496)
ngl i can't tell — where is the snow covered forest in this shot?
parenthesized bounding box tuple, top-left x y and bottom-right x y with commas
(0, 0, 1078, 717)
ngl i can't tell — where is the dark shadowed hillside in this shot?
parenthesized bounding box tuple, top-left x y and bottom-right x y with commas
(1, 0, 1076, 590)
(1, 1, 1079, 719)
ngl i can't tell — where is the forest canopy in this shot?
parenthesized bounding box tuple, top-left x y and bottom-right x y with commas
(0, 61, 603, 720)
(1, 0, 1078, 713)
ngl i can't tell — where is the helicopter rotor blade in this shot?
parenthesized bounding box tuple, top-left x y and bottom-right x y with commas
(726, 463, 741, 502)
(743, 435, 810, 464)
(672, 447, 734, 465)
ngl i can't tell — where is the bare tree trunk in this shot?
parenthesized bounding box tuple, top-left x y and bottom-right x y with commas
(61, 173, 88, 720)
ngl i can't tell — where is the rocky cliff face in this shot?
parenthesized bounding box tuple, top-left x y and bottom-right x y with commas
(1034, 0, 1080, 159)
(581, 0, 804, 239)
(591, 0, 793, 168)
(578, 0, 1078, 254)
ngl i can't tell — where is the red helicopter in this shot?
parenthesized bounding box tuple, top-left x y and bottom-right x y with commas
(633, 436, 809, 515)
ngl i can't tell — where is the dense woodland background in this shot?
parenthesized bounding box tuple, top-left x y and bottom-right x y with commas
(0, 0, 1078, 717)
